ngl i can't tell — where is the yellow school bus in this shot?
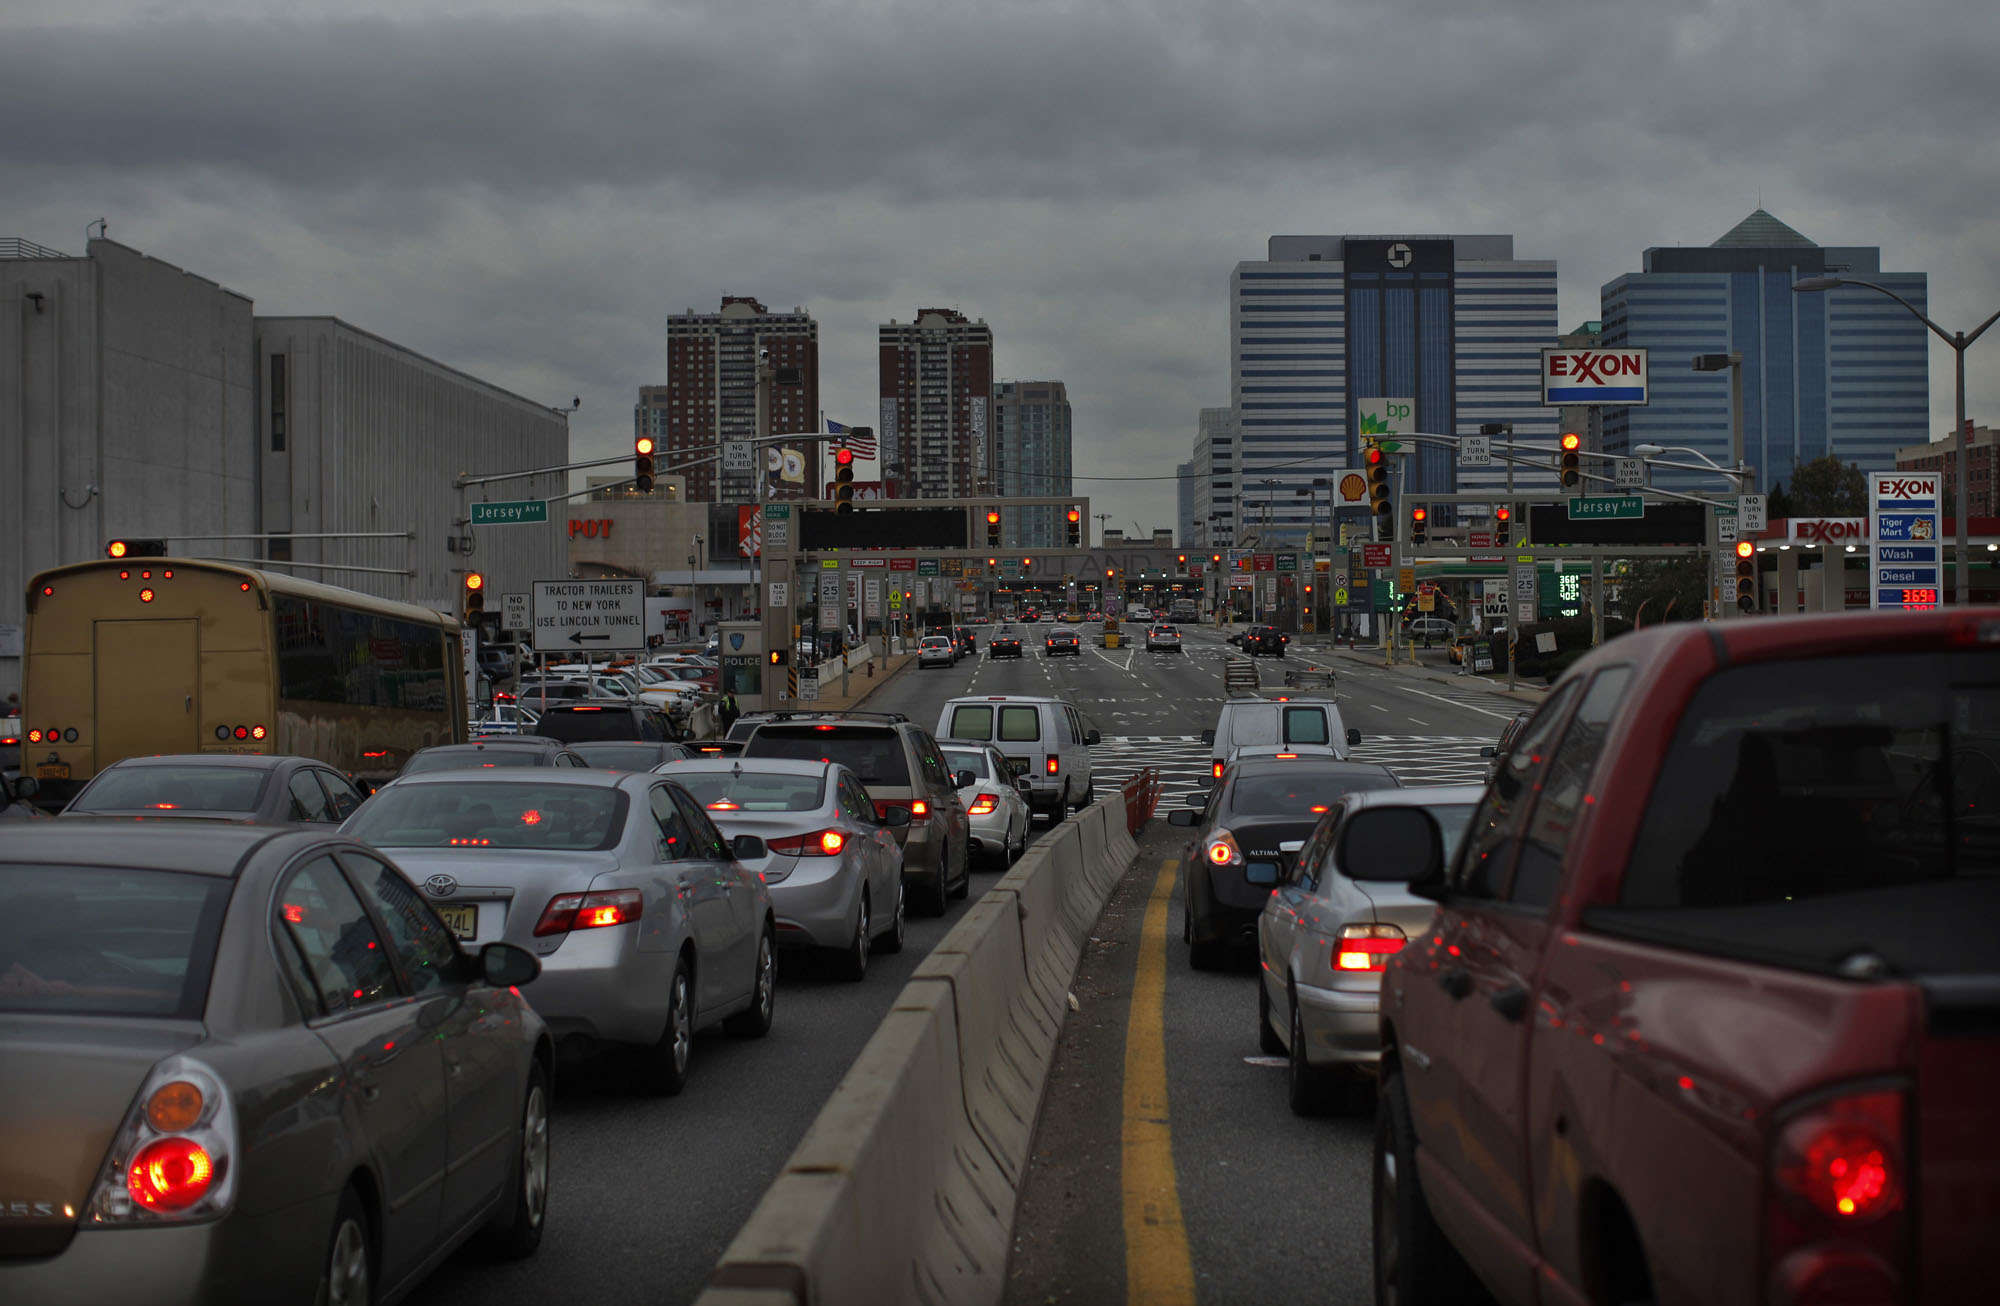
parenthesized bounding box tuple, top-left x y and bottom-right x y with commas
(21, 558, 468, 803)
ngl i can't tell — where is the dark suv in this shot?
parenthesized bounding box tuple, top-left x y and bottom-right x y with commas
(1244, 625, 1289, 657)
(740, 711, 972, 915)
(532, 702, 678, 744)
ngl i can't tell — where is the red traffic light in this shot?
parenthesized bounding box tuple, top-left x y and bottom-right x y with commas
(835, 448, 855, 466)
(1411, 507, 1428, 522)
(464, 572, 485, 592)
(1560, 432, 1581, 452)
(1067, 508, 1081, 524)
(987, 510, 1002, 525)
(1365, 447, 1384, 466)
(1495, 506, 1511, 523)
(1735, 540, 1755, 559)
(635, 436, 655, 456)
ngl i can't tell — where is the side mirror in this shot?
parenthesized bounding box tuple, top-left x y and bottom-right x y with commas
(731, 833, 767, 861)
(1015, 778, 1033, 795)
(1085, 729, 1101, 746)
(480, 941, 541, 988)
(952, 769, 976, 789)
(1347, 728, 1362, 747)
(1199, 729, 1215, 746)
(12, 776, 39, 800)
(1245, 863, 1279, 888)
(1337, 807, 1447, 897)
(1167, 809, 1200, 827)
(883, 806, 913, 828)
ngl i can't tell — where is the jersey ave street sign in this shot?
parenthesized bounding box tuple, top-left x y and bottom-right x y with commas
(532, 579, 645, 653)
(471, 500, 549, 526)
(1566, 496, 1646, 521)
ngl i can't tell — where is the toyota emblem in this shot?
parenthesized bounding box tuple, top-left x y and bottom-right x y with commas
(423, 874, 459, 898)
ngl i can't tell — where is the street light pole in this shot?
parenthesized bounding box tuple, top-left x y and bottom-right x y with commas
(1795, 276, 1999, 606)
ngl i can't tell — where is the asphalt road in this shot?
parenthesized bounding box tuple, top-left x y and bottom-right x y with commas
(408, 623, 1524, 1306)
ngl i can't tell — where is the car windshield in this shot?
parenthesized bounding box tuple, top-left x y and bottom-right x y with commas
(567, 743, 665, 772)
(1229, 766, 1398, 814)
(345, 782, 626, 850)
(675, 771, 826, 812)
(942, 749, 989, 779)
(0, 866, 231, 1018)
(402, 748, 550, 774)
(70, 765, 268, 814)
(744, 727, 911, 786)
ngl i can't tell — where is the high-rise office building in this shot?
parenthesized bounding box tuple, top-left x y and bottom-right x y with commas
(992, 380, 1072, 547)
(1189, 407, 1234, 548)
(879, 308, 994, 499)
(659, 297, 818, 503)
(1176, 459, 1198, 550)
(1600, 210, 1929, 494)
(1228, 235, 1559, 545)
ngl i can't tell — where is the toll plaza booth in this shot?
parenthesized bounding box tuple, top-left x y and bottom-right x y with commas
(717, 620, 767, 710)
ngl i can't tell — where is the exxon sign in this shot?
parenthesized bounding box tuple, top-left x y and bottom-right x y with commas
(1541, 348, 1649, 405)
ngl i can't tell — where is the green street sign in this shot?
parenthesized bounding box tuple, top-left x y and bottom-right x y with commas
(765, 503, 791, 519)
(1276, 553, 1299, 572)
(470, 500, 548, 526)
(1566, 496, 1646, 521)
(917, 559, 940, 576)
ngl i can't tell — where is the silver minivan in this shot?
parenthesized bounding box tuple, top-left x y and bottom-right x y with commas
(936, 696, 1099, 822)
(1201, 695, 1362, 781)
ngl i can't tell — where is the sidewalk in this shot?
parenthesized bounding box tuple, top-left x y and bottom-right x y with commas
(1302, 641, 1550, 704)
(799, 650, 914, 712)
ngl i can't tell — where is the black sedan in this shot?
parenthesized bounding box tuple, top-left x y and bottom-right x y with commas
(1044, 627, 1082, 657)
(59, 754, 369, 826)
(1169, 755, 1400, 968)
(988, 628, 1024, 659)
(1244, 625, 1289, 657)
(564, 740, 700, 771)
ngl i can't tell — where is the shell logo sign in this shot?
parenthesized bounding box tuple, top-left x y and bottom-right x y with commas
(1338, 473, 1367, 503)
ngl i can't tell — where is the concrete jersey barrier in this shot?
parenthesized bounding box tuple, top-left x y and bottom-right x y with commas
(701, 793, 1140, 1306)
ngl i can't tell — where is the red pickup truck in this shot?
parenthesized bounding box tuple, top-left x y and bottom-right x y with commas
(1365, 608, 1999, 1306)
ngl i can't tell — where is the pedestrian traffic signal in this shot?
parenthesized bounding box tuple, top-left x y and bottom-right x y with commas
(769, 648, 788, 666)
(986, 508, 1003, 547)
(1493, 505, 1512, 546)
(1559, 432, 1581, 489)
(462, 572, 486, 623)
(1735, 540, 1757, 612)
(833, 447, 856, 513)
(1410, 505, 1428, 546)
(1365, 442, 1392, 520)
(1067, 506, 1083, 547)
(106, 539, 167, 559)
(633, 436, 656, 493)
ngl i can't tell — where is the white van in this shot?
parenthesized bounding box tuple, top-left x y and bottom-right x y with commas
(1200, 696, 1361, 780)
(936, 695, 1099, 822)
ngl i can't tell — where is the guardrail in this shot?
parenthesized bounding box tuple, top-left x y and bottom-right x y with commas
(1118, 766, 1161, 837)
(697, 779, 1146, 1306)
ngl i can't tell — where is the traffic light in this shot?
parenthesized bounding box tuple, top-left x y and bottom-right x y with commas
(1067, 507, 1083, 547)
(1735, 540, 1757, 613)
(106, 539, 167, 559)
(1493, 505, 1512, 546)
(986, 508, 1002, 547)
(1410, 505, 1428, 546)
(834, 448, 856, 513)
(1559, 432, 1581, 489)
(633, 437, 655, 493)
(1365, 441, 1392, 520)
(769, 648, 788, 666)
(462, 572, 486, 624)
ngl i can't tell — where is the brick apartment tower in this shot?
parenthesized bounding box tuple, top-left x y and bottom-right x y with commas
(878, 308, 995, 499)
(656, 297, 818, 503)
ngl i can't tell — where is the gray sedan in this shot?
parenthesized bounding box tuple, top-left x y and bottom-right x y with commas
(1255, 785, 1483, 1115)
(0, 822, 551, 1305)
(661, 758, 908, 980)
(342, 769, 775, 1095)
(59, 753, 368, 826)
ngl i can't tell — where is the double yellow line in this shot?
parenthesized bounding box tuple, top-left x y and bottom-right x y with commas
(1121, 858, 1197, 1304)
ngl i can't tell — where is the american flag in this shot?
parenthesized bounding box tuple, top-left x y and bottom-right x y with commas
(827, 418, 876, 459)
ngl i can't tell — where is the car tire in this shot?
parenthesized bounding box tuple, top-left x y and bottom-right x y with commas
(1287, 989, 1338, 1116)
(320, 1185, 375, 1306)
(480, 1061, 550, 1260)
(1375, 1065, 1492, 1306)
(919, 845, 951, 916)
(949, 842, 971, 899)
(1185, 899, 1223, 971)
(634, 957, 695, 1096)
(726, 927, 777, 1036)
(1257, 975, 1285, 1057)
(874, 879, 906, 954)
(837, 892, 870, 981)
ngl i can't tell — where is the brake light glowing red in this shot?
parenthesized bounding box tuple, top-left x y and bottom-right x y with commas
(1336, 938, 1405, 970)
(1046, 757, 1059, 775)
(534, 888, 643, 936)
(968, 793, 999, 815)
(250, 725, 267, 740)
(707, 799, 740, 811)
(1206, 841, 1233, 865)
(520, 810, 542, 825)
(1212, 761, 1224, 778)
(910, 800, 929, 817)
(767, 828, 849, 857)
(1777, 1096, 1903, 1221)
(573, 706, 603, 712)
(815, 723, 838, 732)
(126, 1138, 213, 1210)
(139, 588, 156, 603)
(1274, 752, 1297, 760)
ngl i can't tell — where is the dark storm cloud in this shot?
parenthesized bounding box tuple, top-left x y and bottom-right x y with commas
(4, 0, 1994, 527)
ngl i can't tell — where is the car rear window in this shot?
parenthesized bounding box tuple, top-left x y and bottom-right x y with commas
(344, 782, 627, 850)
(1230, 766, 1399, 815)
(744, 727, 911, 787)
(536, 708, 652, 743)
(0, 866, 230, 1018)
(401, 748, 549, 775)
(70, 765, 268, 814)
(948, 705, 994, 740)
(942, 749, 988, 778)
(998, 706, 1041, 742)
(1601, 650, 2000, 976)
(1223, 706, 1280, 748)
(567, 744, 664, 772)
(675, 771, 825, 812)
(1283, 707, 1330, 746)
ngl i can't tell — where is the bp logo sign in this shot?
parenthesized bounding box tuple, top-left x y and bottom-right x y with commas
(1356, 397, 1413, 436)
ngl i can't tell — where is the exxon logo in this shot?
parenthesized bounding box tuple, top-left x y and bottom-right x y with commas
(1546, 352, 1643, 383)
(1793, 518, 1867, 544)
(1876, 477, 1937, 501)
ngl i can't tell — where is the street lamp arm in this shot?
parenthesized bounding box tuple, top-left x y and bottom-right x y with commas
(1965, 305, 2000, 350)
(1796, 275, 1954, 347)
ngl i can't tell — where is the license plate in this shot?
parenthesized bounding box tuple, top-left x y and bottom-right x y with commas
(35, 763, 70, 780)
(434, 903, 478, 940)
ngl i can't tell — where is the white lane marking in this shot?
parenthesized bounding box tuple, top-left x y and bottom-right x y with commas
(1384, 680, 1518, 722)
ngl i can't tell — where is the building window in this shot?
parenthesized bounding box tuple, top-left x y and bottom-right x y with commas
(270, 354, 288, 453)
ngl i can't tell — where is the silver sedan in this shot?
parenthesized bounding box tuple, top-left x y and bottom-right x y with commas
(1255, 785, 1482, 1115)
(940, 743, 1031, 867)
(342, 769, 775, 1096)
(660, 758, 909, 980)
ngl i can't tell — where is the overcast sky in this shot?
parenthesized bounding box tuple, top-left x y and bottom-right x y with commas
(7, 0, 1995, 530)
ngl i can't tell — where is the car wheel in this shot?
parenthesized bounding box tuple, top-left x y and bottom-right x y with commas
(634, 957, 694, 1095)
(1257, 974, 1285, 1057)
(726, 926, 777, 1036)
(1375, 1065, 1492, 1306)
(950, 842, 971, 899)
(874, 879, 906, 954)
(1287, 990, 1338, 1116)
(837, 891, 870, 981)
(1186, 902, 1223, 971)
(320, 1186, 374, 1306)
(480, 1061, 550, 1260)
(1009, 818, 1025, 862)
(920, 845, 951, 916)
